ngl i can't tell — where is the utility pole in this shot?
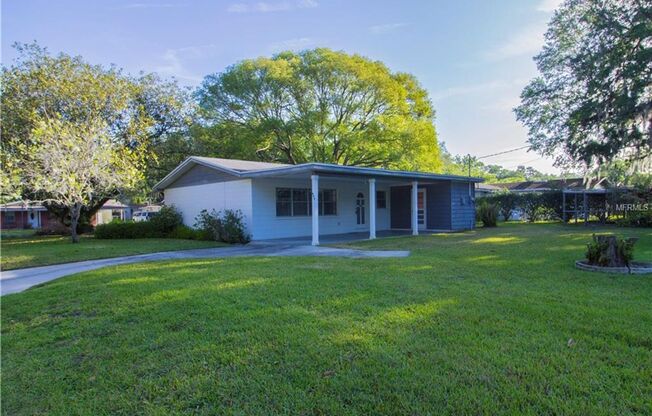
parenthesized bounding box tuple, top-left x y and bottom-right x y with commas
(467, 154, 472, 198)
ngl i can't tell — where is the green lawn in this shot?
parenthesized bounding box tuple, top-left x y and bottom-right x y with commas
(0, 235, 225, 270)
(2, 223, 651, 415)
(1, 229, 37, 239)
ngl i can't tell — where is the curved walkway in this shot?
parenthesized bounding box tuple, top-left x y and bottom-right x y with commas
(0, 244, 409, 295)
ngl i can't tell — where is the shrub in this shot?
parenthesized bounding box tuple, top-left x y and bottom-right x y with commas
(94, 221, 160, 239)
(194, 209, 250, 243)
(519, 193, 545, 222)
(148, 205, 183, 234)
(194, 209, 223, 241)
(221, 209, 250, 243)
(477, 201, 498, 227)
(494, 192, 520, 221)
(615, 210, 652, 228)
(168, 224, 211, 240)
(539, 192, 564, 221)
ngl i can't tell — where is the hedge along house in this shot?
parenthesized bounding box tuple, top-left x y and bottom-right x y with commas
(154, 157, 482, 245)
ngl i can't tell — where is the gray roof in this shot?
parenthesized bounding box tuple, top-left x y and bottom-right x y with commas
(489, 177, 610, 192)
(192, 157, 292, 172)
(154, 157, 484, 190)
(0, 201, 48, 212)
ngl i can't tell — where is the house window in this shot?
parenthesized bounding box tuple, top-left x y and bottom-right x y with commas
(5, 212, 16, 225)
(276, 188, 292, 216)
(275, 188, 337, 217)
(112, 210, 122, 220)
(319, 189, 337, 216)
(376, 190, 387, 209)
(292, 189, 310, 216)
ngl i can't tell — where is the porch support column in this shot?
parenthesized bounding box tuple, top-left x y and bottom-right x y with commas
(369, 178, 376, 239)
(583, 192, 588, 226)
(411, 181, 419, 235)
(311, 174, 319, 246)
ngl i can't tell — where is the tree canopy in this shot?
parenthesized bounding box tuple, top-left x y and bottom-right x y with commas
(1, 43, 193, 205)
(196, 48, 441, 171)
(23, 117, 144, 242)
(515, 0, 652, 170)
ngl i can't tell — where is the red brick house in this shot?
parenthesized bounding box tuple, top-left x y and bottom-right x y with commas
(0, 201, 53, 230)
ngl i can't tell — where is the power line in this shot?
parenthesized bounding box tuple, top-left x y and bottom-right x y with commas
(476, 145, 530, 160)
(464, 145, 532, 183)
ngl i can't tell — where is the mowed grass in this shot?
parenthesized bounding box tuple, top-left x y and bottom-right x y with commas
(2, 223, 651, 415)
(0, 235, 225, 270)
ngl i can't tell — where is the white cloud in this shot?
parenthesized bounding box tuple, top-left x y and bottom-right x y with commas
(536, 0, 563, 12)
(268, 37, 315, 52)
(297, 0, 318, 8)
(484, 23, 546, 61)
(369, 23, 408, 35)
(228, 0, 317, 13)
(154, 44, 216, 83)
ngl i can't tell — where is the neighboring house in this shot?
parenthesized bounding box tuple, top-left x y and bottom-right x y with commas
(475, 183, 503, 197)
(488, 177, 610, 194)
(91, 199, 134, 225)
(0, 201, 52, 230)
(154, 157, 483, 245)
(475, 177, 612, 222)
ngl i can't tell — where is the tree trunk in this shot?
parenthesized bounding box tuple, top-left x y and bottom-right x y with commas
(70, 203, 82, 243)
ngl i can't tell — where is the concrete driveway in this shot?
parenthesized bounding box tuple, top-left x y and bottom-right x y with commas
(1, 244, 409, 295)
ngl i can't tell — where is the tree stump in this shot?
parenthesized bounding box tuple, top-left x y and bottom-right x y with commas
(591, 234, 637, 267)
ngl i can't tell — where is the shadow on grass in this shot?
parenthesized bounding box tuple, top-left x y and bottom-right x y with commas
(2, 223, 652, 414)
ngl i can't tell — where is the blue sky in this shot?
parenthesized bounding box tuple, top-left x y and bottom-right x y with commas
(2, 0, 563, 173)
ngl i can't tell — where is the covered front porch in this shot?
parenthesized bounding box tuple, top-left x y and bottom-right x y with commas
(253, 170, 475, 245)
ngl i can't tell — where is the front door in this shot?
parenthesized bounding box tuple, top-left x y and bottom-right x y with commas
(355, 192, 366, 225)
(27, 210, 40, 228)
(417, 189, 426, 230)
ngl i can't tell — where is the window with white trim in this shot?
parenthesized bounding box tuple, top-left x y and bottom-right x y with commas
(376, 190, 387, 209)
(275, 188, 337, 217)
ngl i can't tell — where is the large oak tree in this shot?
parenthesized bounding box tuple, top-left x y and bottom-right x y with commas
(515, 0, 652, 171)
(196, 48, 441, 171)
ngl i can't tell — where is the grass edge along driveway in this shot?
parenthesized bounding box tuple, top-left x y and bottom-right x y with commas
(2, 223, 651, 415)
(0, 235, 226, 270)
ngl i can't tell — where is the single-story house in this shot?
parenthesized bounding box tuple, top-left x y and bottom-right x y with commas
(2, 199, 147, 230)
(0, 201, 53, 230)
(475, 177, 614, 222)
(91, 199, 135, 225)
(484, 177, 610, 194)
(154, 157, 483, 245)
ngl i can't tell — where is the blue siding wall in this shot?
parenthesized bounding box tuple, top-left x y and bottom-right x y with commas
(425, 182, 451, 229)
(450, 182, 476, 230)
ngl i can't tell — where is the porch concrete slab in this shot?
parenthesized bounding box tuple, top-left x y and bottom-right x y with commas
(252, 230, 414, 246)
(1, 243, 410, 296)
